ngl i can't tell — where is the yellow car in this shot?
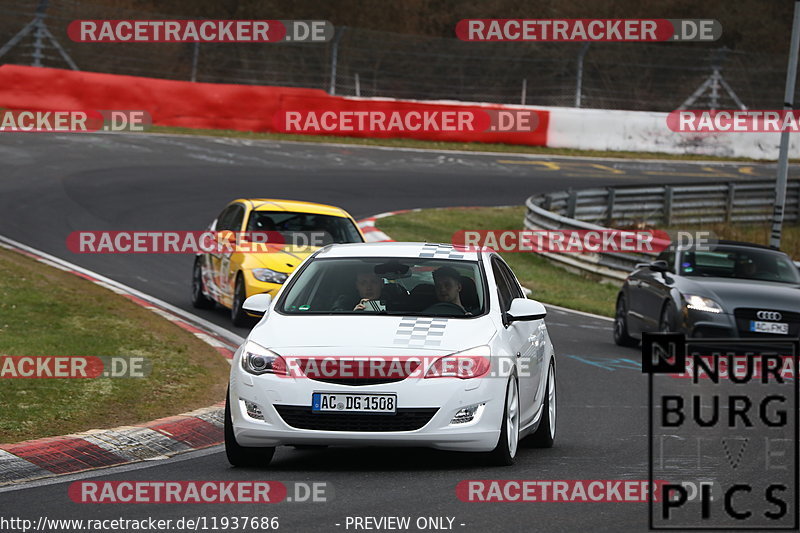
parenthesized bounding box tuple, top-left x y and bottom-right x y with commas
(192, 199, 365, 326)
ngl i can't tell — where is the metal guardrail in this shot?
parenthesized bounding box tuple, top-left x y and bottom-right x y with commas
(524, 178, 800, 284)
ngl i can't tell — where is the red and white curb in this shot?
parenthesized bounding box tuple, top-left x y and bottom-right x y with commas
(0, 235, 243, 486)
(0, 404, 225, 486)
(358, 210, 418, 242)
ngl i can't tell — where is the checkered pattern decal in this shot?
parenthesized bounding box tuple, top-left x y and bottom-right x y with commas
(393, 317, 448, 347)
(418, 243, 464, 259)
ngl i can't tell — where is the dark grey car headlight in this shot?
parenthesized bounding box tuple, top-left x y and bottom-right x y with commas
(684, 294, 723, 314)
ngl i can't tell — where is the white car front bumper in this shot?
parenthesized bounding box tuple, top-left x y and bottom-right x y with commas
(229, 361, 508, 452)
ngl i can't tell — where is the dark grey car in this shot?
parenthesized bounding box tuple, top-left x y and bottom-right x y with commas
(613, 241, 800, 346)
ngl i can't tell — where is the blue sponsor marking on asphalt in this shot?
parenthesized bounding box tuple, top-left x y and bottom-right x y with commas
(566, 355, 642, 371)
(567, 354, 796, 381)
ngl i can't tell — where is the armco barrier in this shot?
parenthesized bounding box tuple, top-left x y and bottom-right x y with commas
(524, 196, 654, 284)
(548, 179, 800, 226)
(0, 65, 548, 146)
(525, 178, 800, 284)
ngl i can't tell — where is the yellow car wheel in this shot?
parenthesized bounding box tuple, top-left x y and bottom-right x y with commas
(231, 274, 255, 328)
(191, 258, 214, 310)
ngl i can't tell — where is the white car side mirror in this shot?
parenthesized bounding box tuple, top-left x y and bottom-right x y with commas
(243, 293, 272, 317)
(507, 298, 546, 322)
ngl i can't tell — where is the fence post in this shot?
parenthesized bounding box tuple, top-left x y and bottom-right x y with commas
(575, 43, 590, 108)
(521, 78, 527, 105)
(31, 7, 44, 67)
(567, 188, 577, 218)
(190, 42, 199, 82)
(664, 186, 673, 226)
(794, 182, 800, 222)
(726, 182, 736, 223)
(605, 187, 616, 226)
(328, 26, 346, 95)
(354, 73, 361, 97)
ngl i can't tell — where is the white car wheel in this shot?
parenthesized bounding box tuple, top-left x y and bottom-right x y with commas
(506, 377, 520, 457)
(488, 374, 520, 466)
(526, 362, 556, 448)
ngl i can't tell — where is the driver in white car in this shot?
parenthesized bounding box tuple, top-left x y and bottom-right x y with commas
(430, 266, 468, 314)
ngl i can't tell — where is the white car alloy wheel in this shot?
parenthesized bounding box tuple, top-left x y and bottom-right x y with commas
(506, 376, 520, 458)
(526, 361, 556, 448)
(547, 364, 556, 440)
(488, 373, 520, 466)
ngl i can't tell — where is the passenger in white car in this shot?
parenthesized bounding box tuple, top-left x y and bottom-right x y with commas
(333, 268, 383, 311)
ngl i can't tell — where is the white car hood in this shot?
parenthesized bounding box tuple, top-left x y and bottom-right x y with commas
(250, 313, 494, 355)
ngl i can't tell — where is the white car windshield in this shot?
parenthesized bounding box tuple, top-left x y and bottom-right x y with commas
(278, 257, 486, 317)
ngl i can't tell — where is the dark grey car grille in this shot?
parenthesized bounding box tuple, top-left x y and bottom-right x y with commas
(733, 308, 800, 337)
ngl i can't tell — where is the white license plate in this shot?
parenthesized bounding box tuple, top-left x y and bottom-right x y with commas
(312, 393, 396, 413)
(750, 320, 789, 335)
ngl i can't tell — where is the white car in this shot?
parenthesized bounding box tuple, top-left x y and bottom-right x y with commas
(225, 242, 556, 466)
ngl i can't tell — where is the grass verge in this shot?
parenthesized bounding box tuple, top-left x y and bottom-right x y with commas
(0, 247, 230, 443)
(376, 206, 619, 317)
(147, 126, 779, 163)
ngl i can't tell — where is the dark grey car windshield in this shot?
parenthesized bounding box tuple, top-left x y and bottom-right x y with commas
(679, 247, 800, 284)
(279, 257, 486, 317)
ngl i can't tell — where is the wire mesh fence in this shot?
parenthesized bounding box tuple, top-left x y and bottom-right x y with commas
(0, 0, 793, 112)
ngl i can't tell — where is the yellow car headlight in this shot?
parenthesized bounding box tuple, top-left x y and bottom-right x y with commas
(252, 268, 288, 284)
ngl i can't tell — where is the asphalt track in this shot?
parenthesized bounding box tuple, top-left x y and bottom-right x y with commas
(0, 133, 797, 532)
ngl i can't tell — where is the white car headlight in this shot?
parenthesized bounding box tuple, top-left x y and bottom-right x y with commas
(241, 340, 287, 375)
(424, 345, 491, 379)
(684, 294, 723, 314)
(252, 268, 288, 284)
